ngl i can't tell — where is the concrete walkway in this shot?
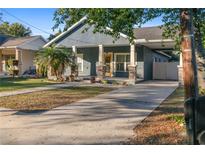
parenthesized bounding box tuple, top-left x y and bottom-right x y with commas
(0, 81, 178, 144)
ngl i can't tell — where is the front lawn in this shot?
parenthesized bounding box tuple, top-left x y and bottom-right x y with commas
(0, 77, 59, 92)
(129, 87, 188, 145)
(0, 87, 114, 110)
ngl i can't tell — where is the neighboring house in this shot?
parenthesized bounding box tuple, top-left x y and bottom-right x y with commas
(0, 35, 46, 76)
(44, 17, 178, 84)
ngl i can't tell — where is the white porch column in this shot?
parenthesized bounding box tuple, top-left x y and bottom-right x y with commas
(179, 51, 183, 67)
(130, 44, 136, 66)
(128, 43, 137, 85)
(96, 45, 105, 79)
(15, 48, 19, 60)
(178, 51, 184, 86)
(98, 45, 104, 65)
(71, 46, 78, 78)
(15, 48, 22, 75)
(72, 46, 77, 53)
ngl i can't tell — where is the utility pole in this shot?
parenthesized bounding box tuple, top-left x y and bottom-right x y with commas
(180, 8, 199, 144)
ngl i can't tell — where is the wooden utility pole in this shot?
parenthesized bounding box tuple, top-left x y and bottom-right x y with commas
(180, 8, 198, 99)
(180, 8, 199, 144)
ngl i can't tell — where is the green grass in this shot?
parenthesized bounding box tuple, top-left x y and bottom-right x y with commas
(0, 87, 114, 110)
(168, 114, 185, 125)
(0, 77, 59, 92)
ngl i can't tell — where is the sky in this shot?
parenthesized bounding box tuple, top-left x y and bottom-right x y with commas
(0, 8, 163, 39)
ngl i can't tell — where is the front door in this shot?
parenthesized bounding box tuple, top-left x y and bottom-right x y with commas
(104, 53, 113, 77)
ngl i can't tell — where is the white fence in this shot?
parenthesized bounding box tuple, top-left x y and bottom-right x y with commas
(153, 62, 179, 80)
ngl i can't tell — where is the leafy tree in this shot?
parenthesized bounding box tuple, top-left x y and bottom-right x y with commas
(35, 46, 76, 80)
(0, 22, 31, 37)
(0, 22, 10, 34)
(53, 8, 205, 51)
(48, 29, 62, 41)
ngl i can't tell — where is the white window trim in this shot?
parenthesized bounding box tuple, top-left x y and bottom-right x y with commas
(77, 53, 83, 72)
(114, 53, 130, 72)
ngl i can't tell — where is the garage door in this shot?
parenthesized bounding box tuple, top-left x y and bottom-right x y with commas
(153, 62, 179, 80)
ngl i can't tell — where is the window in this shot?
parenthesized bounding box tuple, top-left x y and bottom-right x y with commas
(115, 54, 130, 72)
(77, 54, 83, 72)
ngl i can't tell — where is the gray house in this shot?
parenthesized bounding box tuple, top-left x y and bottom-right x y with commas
(44, 16, 176, 84)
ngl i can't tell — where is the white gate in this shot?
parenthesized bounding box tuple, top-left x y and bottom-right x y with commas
(153, 62, 179, 80)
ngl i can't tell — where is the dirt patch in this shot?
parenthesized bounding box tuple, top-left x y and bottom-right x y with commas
(128, 87, 188, 145)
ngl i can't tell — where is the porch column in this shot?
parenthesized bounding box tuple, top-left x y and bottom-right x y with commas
(15, 48, 22, 75)
(128, 43, 137, 85)
(178, 52, 184, 86)
(71, 46, 78, 78)
(96, 44, 105, 80)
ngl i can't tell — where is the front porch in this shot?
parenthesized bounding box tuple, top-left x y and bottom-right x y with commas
(70, 44, 140, 85)
(96, 44, 137, 84)
(0, 48, 22, 76)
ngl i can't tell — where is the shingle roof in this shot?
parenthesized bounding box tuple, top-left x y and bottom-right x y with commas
(0, 36, 40, 47)
(133, 26, 164, 40)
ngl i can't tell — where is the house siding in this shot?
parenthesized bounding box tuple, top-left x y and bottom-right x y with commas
(153, 52, 169, 62)
(21, 50, 36, 74)
(143, 46, 153, 80)
(77, 47, 99, 76)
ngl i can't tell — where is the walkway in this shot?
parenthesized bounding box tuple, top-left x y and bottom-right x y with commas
(0, 81, 178, 144)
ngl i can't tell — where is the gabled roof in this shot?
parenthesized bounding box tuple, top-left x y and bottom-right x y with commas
(44, 16, 132, 48)
(133, 26, 164, 40)
(44, 16, 175, 51)
(44, 16, 88, 47)
(1, 36, 39, 47)
(0, 35, 47, 50)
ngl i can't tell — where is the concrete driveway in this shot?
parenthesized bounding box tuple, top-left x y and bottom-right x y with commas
(0, 81, 178, 144)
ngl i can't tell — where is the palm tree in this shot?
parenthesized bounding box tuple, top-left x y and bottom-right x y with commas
(35, 46, 76, 80)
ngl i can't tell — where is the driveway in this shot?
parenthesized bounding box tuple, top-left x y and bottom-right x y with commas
(0, 81, 178, 144)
